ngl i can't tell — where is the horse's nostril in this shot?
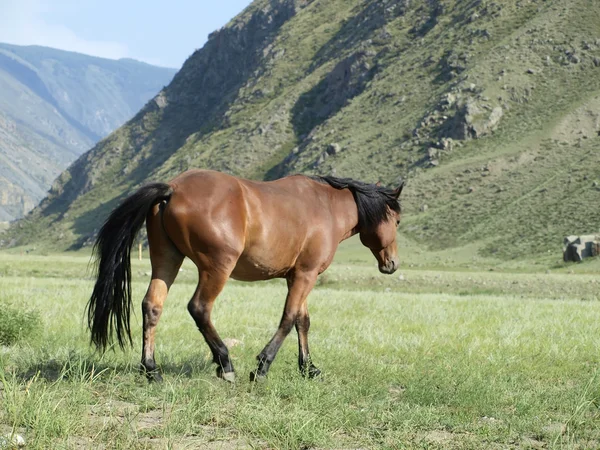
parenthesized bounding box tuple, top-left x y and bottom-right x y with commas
(379, 260, 395, 274)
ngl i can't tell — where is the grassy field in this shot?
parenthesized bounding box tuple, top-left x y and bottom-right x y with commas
(1, 243, 600, 449)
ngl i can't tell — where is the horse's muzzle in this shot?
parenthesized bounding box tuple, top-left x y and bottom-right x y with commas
(379, 258, 398, 274)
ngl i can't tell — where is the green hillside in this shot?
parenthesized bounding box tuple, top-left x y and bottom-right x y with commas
(0, 43, 176, 221)
(4, 0, 600, 262)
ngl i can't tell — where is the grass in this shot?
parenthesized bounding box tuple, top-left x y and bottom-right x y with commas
(1, 250, 599, 448)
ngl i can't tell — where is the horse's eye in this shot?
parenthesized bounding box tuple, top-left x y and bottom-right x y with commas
(396, 220, 400, 226)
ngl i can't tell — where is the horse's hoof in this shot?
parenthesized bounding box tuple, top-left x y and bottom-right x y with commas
(140, 363, 163, 383)
(146, 370, 163, 383)
(307, 367, 322, 379)
(300, 364, 321, 379)
(150, 372, 163, 383)
(216, 367, 236, 383)
(249, 370, 267, 382)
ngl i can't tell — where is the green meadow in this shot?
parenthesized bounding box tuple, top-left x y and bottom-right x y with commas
(0, 239, 599, 449)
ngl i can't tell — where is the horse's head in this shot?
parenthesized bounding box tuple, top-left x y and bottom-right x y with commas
(359, 183, 403, 274)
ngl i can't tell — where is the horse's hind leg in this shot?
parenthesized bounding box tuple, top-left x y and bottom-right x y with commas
(141, 204, 184, 382)
(296, 301, 321, 378)
(187, 268, 235, 382)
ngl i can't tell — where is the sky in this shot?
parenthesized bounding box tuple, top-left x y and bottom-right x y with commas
(0, 0, 253, 68)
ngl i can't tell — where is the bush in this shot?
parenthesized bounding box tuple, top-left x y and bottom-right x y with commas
(0, 303, 42, 345)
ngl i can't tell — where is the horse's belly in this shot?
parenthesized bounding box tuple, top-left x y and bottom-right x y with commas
(230, 254, 291, 281)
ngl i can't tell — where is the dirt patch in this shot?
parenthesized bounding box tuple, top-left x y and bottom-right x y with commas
(551, 95, 600, 144)
(542, 422, 566, 436)
(520, 436, 545, 449)
(87, 400, 170, 433)
(423, 430, 455, 444)
(415, 430, 512, 449)
(139, 435, 253, 449)
(61, 433, 253, 450)
(83, 401, 255, 449)
(64, 436, 97, 449)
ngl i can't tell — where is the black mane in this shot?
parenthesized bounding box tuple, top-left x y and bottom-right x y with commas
(313, 176, 401, 230)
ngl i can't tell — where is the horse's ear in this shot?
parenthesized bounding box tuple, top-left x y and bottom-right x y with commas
(393, 181, 404, 199)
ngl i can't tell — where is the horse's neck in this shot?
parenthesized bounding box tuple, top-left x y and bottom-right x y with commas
(334, 188, 360, 242)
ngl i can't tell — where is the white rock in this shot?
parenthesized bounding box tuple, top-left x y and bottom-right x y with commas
(0, 434, 25, 447)
(223, 338, 243, 348)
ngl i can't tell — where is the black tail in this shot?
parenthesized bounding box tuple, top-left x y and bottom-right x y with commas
(87, 182, 173, 351)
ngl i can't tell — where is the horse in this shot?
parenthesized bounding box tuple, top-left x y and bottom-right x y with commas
(87, 169, 403, 382)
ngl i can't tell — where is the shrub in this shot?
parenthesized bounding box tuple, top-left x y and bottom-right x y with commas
(0, 303, 42, 345)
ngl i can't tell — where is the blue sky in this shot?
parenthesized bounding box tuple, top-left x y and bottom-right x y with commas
(0, 0, 253, 68)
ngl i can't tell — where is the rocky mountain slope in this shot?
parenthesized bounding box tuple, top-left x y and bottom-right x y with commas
(0, 43, 176, 221)
(5, 0, 600, 261)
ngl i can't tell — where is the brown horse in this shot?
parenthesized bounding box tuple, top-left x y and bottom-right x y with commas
(87, 169, 403, 382)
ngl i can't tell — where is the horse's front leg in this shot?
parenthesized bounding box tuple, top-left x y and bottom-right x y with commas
(251, 270, 318, 381)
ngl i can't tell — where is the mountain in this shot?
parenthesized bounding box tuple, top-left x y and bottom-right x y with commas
(3, 0, 600, 261)
(0, 43, 176, 221)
